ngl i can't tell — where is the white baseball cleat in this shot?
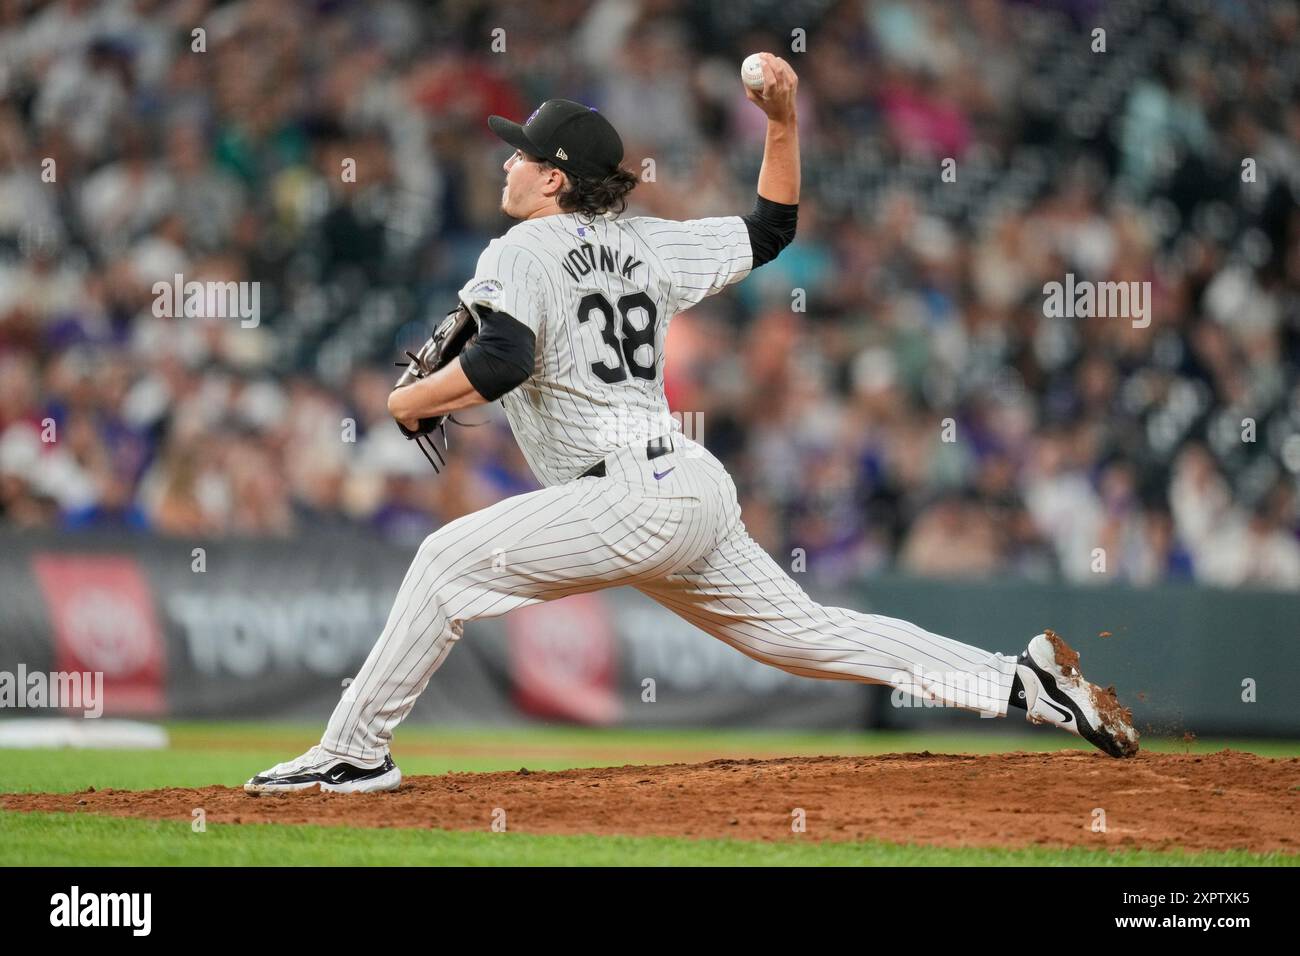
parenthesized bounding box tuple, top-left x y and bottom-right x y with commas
(243, 746, 402, 794)
(1015, 631, 1140, 758)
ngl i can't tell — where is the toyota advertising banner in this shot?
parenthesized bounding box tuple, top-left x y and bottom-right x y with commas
(0, 532, 867, 729)
(3, 532, 1296, 735)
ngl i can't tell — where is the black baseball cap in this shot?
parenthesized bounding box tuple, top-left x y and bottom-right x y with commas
(488, 99, 624, 181)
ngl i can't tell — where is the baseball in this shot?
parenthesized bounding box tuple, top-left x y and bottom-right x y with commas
(741, 53, 766, 91)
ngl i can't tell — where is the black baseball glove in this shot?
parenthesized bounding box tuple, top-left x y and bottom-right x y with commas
(391, 301, 479, 472)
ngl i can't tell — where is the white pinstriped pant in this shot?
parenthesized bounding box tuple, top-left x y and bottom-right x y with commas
(322, 436, 1019, 762)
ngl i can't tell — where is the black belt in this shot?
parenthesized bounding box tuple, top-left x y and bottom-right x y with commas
(581, 435, 673, 479)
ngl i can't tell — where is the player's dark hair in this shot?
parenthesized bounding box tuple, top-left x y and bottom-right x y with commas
(538, 159, 639, 219)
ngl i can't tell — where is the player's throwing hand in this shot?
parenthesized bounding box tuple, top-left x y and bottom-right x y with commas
(744, 53, 798, 123)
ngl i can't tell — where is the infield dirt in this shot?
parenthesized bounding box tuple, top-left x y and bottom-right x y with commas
(4, 750, 1297, 853)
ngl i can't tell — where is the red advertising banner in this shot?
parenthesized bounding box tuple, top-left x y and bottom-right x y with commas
(506, 593, 619, 725)
(30, 554, 167, 715)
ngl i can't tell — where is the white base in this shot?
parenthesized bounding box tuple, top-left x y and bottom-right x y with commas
(0, 718, 169, 750)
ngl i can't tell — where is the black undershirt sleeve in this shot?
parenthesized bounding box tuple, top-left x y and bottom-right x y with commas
(741, 194, 798, 268)
(457, 305, 536, 402)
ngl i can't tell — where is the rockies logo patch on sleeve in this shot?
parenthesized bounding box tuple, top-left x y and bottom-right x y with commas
(467, 279, 504, 303)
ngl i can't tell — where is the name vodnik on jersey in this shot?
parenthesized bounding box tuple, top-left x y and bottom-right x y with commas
(561, 242, 644, 283)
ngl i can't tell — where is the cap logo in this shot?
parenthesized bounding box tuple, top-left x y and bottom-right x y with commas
(555, 147, 568, 160)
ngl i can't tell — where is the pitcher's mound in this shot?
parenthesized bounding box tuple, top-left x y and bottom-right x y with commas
(4, 750, 1296, 854)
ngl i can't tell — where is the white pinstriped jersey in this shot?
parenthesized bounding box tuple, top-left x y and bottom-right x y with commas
(457, 212, 752, 486)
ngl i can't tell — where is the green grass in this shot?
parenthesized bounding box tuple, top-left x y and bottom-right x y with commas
(2, 811, 1294, 867)
(1, 722, 1296, 866)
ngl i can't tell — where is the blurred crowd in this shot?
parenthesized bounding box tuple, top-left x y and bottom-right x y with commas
(1, 0, 1298, 590)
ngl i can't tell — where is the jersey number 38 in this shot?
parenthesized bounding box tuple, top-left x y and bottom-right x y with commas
(577, 291, 659, 384)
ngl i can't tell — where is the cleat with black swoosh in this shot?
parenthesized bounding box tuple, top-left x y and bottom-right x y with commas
(244, 746, 402, 794)
(1015, 631, 1140, 759)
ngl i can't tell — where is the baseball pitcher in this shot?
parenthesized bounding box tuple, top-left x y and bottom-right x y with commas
(247, 54, 1138, 795)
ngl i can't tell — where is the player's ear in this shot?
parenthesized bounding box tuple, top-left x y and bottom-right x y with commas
(543, 166, 568, 199)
